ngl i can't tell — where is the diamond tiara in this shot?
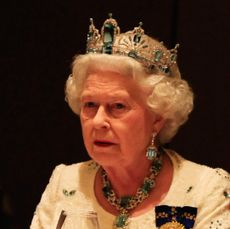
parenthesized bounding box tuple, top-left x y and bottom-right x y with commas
(86, 13, 179, 76)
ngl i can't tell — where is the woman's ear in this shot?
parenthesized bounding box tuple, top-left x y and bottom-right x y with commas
(153, 115, 165, 134)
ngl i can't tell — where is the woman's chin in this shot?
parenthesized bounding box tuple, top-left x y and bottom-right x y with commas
(90, 147, 118, 164)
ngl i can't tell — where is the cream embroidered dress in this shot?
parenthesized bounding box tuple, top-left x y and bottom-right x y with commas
(30, 151, 230, 229)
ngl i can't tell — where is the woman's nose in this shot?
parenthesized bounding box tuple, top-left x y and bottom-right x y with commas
(93, 106, 110, 129)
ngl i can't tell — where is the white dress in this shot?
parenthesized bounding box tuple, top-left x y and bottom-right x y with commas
(30, 151, 230, 229)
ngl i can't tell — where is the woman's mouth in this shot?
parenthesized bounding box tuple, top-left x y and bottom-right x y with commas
(94, 140, 115, 147)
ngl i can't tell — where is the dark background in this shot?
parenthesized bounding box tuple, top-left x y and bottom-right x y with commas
(1, 0, 229, 228)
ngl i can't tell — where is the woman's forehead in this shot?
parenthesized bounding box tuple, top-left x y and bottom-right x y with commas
(81, 72, 146, 102)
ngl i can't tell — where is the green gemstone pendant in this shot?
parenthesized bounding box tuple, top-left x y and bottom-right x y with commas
(114, 213, 129, 228)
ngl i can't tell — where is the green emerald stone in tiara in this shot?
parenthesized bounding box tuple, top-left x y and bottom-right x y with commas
(86, 13, 180, 76)
(154, 50, 163, 62)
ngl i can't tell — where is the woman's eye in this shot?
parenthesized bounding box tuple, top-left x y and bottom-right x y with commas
(109, 102, 129, 117)
(81, 101, 98, 118)
(113, 103, 126, 110)
(84, 102, 97, 108)
(109, 103, 129, 117)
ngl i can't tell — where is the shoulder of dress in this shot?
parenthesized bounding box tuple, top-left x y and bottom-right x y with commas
(167, 149, 229, 178)
(185, 161, 230, 187)
(167, 149, 230, 190)
(46, 160, 99, 199)
(53, 160, 99, 185)
(166, 149, 206, 173)
(182, 161, 230, 202)
(51, 160, 99, 180)
(58, 160, 99, 173)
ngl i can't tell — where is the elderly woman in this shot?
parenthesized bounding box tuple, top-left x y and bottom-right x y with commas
(30, 15, 230, 229)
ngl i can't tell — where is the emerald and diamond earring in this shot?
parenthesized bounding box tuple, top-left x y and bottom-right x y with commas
(146, 133, 159, 160)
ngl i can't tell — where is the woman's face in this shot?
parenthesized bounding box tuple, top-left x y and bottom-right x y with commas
(80, 70, 163, 167)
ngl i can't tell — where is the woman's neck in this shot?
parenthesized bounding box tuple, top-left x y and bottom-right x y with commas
(102, 158, 152, 197)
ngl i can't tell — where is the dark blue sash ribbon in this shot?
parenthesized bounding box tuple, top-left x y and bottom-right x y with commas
(155, 205, 197, 229)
